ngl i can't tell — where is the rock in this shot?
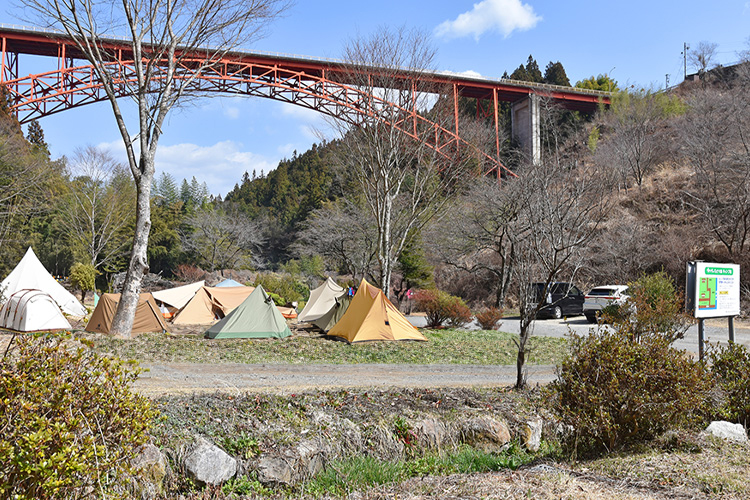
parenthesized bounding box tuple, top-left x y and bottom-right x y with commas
(296, 439, 326, 478)
(257, 457, 293, 486)
(705, 421, 748, 443)
(413, 418, 447, 449)
(184, 437, 237, 485)
(522, 418, 543, 452)
(130, 443, 168, 499)
(460, 416, 511, 450)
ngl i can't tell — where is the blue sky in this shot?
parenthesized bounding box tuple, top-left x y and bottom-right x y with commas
(7, 0, 750, 196)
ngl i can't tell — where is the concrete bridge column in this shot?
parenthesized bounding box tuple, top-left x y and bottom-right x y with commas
(511, 94, 541, 165)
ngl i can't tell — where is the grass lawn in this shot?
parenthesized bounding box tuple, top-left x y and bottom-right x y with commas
(82, 328, 569, 365)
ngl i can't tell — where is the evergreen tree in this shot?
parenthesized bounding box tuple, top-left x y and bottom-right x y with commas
(543, 61, 571, 86)
(26, 120, 49, 156)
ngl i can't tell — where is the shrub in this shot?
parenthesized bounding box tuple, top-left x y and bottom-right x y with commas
(0, 334, 156, 498)
(174, 263, 205, 282)
(413, 289, 472, 328)
(253, 272, 309, 304)
(601, 270, 691, 343)
(475, 307, 503, 330)
(708, 342, 750, 427)
(69, 262, 98, 303)
(550, 329, 711, 454)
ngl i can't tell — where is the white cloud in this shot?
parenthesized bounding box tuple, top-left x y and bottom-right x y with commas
(223, 107, 240, 119)
(442, 69, 485, 79)
(435, 0, 541, 41)
(97, 139, 277, 197)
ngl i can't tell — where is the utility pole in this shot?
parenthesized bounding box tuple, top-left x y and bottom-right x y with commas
(665, 74, 670, 89)
(682, 42, 690, 80)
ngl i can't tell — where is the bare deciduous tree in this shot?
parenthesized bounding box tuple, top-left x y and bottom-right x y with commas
(594, 90, 672, 188)
(680, 86, 750, 256)
(512, 160, 609, 388)
(182, 206, 264, 272)
(330, 26, 482, 297)
(688, 41, 719, 74)
(427, 178, 519, 308)
(60, 146, 135, 269)
(24, 0, 289, 336)
(294, 199, 378, 283)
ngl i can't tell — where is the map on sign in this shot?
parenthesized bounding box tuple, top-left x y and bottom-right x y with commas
(698, 277, 716, 311)
(694, 263, 740, 318)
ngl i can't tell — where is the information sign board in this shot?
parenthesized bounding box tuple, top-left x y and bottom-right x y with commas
(693, 262, 740, 318)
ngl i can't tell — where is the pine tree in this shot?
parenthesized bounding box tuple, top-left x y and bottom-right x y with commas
(26, 120, 49, 156)
(543, 61, 571, 86)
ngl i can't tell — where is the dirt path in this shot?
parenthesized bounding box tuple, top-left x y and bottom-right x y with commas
(134, 362, 557, 396)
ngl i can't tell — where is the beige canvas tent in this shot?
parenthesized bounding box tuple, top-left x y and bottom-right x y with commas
(172, 286, 255, 325)
(1, 247, 86, 317)
(327, 279, 426, 343)
(85, 293, 169, 334)
(298, 277, 346, 323)
(152, 280, 205, 318)
(0, 289, 72, 332)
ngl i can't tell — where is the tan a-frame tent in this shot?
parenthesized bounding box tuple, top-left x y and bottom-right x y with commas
(172, 286, 255, 325)
(85, 293, 169, 334)
(298, 277, 346, 322)
(327, 279, 426, 343)
(152, 280, 205, 318)
(205, 285, 292, 339)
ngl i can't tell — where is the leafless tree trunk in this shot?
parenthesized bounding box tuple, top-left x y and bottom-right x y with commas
(511, 100, 611, 388)
(60, 146, 135, 269)
(331, 26, 481, 297)
(25, 0, 289, 336)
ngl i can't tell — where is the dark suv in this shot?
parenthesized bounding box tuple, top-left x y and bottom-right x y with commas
(530, 282, 585, 319)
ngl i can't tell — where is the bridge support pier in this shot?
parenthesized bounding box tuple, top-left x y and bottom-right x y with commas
(511, 94, 541, 165)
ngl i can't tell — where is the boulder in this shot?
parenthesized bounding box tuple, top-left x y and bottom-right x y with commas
(460, 416, 511, 450)
(184, 437, 237, 485)
(130, 443, 168, 500)
(257, 457, 293, 486)
(413, 418, 447, 449)
(705, 421, 748, 443)
(522, 418, 543, 452)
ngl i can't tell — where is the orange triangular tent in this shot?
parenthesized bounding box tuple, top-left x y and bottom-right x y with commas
(172, 286, 255, 325)
(85, 293, 169, 334)
(327, 279, 426, 343)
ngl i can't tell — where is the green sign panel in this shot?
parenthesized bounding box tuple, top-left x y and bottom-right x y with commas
(694, 262, 740, 318)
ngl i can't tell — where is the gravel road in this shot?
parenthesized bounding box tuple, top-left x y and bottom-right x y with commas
(134, 362, 557, 396)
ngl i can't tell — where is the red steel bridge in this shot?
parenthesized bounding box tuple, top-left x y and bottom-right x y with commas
(0, 25, 609, 177)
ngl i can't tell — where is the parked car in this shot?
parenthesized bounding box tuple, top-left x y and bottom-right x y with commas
(583, 285, 630, 323)
(530, 282, 585, 319)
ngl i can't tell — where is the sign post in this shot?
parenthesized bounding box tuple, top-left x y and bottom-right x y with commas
(686, 262, 741, 359)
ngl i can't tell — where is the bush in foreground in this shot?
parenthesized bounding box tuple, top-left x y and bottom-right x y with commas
(413, 289, 472, 328)
(709, 342, 750, 427)
(0, 334, 156, 499)
(551, 330, 710, 454)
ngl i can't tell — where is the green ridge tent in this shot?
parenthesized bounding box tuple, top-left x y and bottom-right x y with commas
(205, 285, 292, 339)
(313, 295, 352, 332)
